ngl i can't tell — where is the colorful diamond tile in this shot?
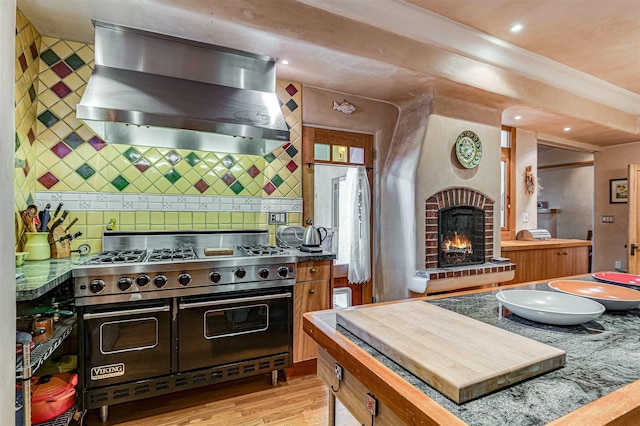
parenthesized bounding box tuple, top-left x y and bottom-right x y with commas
(14, 133, 20, 152)
(286, 144, 299, 157)
(27, 129, 35, 145)
(51, 81, 72, 98)
(51, 61, 73, 79)
(222, 172, 236, 186)
(247, 165, 261, 178)
(40, 49, 61, 66)
(285, 84, 298, 96)
(18, 53, 27, 72)
(76, 163, 96, 180)
(263, 182, 276, 195)
(26, 193, 34, 206)
(123, 147, 142, 162)
(185, 152, 200, 167)
(283, 142, 291, 150)
(165, 150, 182, 165)
(38, 172, 59, 189)
(134, 158, 151, 173)
(194, 179, 210, 193)
(23, 160, 30, 177)
(111, 175, 130, 191)
(64, 132, 84, 149)
(286, 160, 298, 173)
(264, 153, 276, 163)
(285, 99, 298, 112)
(271, 174, 284, 188)
(37, 110, 59, 127)
(164, 169, 182, 184)
(51, 141, 72, 158)
(64, 53, 85, 70)
(221, 155, 236, 168)
(88, 136, 106, 151)
(28, 84, 36, 102)
(29, 42, 38, 61)
(230, 181, 245, 195)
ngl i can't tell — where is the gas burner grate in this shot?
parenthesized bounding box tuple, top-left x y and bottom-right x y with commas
(87, 249, 147, 264)
(148, 247, 198, 262)
(237, 245, 286, 256)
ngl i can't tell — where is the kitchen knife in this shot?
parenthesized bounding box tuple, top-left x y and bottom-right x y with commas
(51, 202, 63, 220)
(55, 231, 82, 244)
(64, 217, 79, 233)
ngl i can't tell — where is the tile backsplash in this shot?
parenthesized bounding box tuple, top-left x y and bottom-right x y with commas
(15, 9, 304, 253)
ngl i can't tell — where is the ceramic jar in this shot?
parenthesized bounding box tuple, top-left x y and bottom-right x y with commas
(23, 232, 51, 261)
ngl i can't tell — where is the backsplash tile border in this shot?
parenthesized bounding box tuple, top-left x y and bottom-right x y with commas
(36, 191, 303, 212)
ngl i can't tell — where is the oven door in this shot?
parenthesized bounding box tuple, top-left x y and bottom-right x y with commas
(178, 287, 292, 372)
(81, 301, 172, 388)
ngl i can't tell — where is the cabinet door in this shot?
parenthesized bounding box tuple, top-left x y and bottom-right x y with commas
(556, 247, 576, 277)
(293, 279, 329, 363)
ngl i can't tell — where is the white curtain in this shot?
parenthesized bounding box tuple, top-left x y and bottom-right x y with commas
(345, 166, 371, 284)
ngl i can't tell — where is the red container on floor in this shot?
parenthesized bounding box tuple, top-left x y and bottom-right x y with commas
(31, 372, 77, 424)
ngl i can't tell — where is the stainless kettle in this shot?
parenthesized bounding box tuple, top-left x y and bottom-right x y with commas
(302, 220, 328, 247)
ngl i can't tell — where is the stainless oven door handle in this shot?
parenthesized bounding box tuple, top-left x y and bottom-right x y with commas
(179, 292, 292, 309)
(83, 305, 171, 320)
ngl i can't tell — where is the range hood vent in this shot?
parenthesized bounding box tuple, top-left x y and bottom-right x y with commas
(76, 21, 290, 156)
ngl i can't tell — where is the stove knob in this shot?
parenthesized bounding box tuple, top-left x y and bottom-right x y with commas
(154, 274, 168, 288)
(258, 268, 270, 279)
(89, 279, 105, 294)
(277, 266, 289, 278)
(136, 274, 151, 287)
(178, 273, 191, 286)
(117, 277, 132, 291)
(235, 268, 246, 279)
(209, 271, 222, 283)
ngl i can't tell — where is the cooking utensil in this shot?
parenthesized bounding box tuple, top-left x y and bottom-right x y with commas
(302, 220, 327, 247)
(71, 243, 91, 257)
(48, 210, 68, 235)
(64, 217, 79, 233)
(31, 372, 78, 424)
(39, 203, 51, 232)
(20, 210, 37, 233)
(53, 231, 82, 244)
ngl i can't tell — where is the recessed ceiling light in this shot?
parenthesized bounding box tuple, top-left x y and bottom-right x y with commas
(514, 115, 522, 120)
(509, 24, 524, 33)
(280, 59, 290, 65)
(563, 127, 571, 132)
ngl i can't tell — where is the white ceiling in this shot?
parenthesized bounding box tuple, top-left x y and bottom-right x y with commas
(17, 0, 640, 150)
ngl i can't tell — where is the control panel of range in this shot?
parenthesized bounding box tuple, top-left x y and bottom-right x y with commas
(75, 262, 297, 299)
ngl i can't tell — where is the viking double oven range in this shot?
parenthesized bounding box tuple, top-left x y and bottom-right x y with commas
(73, 230, 296, 422)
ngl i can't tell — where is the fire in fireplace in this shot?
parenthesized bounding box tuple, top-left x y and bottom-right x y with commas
(438, 206, 485, 267)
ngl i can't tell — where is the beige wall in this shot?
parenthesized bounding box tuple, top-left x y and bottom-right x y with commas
(594, 142, 640, 272)
(515, 129, 539, 232)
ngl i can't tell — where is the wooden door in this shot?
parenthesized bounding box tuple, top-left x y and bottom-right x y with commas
(302, 127, 374, 305)
(628, 164, 640, 274)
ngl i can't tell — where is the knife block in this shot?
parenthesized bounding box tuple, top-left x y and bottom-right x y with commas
(48, 226, 70, 258)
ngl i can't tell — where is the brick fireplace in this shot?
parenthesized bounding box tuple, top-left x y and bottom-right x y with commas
(421, 187, 514, 288)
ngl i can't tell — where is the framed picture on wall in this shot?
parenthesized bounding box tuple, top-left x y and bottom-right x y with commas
(610, 178, 628, 203)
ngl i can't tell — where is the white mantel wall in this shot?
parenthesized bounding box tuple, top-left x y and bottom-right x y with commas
(1, 2, 18, 425)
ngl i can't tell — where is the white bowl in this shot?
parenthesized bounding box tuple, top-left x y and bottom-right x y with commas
(496, 290, 605, 325)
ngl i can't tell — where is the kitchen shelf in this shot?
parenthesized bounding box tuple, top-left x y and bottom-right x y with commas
(33, 403, 76, 426)
(16, 315, 76, 378)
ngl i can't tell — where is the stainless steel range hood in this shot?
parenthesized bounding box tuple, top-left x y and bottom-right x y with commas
(76, 21, 290, 156)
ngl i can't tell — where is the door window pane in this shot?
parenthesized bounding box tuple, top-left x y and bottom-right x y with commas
(314, 143, 330, 161)
(332, 145, 348, 163)
(350, 147, 364, 164)
(100, 318, 158, 354)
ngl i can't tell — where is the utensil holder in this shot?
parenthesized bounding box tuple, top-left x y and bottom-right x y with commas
(49, 226, 71, 259)
(23, 232, 51, 261)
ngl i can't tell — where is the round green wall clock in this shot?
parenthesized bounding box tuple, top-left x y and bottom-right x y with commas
(455, 130, 482, 169)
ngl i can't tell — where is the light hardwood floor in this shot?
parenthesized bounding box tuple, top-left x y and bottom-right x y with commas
(81, 374, 360, 426)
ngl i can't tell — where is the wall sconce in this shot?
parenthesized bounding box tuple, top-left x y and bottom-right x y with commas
(332, 100, 356, 114)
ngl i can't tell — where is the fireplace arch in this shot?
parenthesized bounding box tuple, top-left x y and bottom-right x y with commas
(425, 188, 494, 269)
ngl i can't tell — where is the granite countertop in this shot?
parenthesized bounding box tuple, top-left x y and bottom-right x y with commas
(16, 251, 335, 302)
(16, 256, 88, 301)
(319, 277, 640, 425)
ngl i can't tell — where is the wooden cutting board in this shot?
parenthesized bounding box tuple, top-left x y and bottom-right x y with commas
(336, 300, 566, 404)
(203, 248, 234, 256)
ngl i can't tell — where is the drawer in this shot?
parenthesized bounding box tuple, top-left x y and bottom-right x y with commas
(296, 261, 331, 282)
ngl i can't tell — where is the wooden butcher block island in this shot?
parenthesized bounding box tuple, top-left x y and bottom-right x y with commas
(304, 276, 640, 425)
(336, 301, 565, 404)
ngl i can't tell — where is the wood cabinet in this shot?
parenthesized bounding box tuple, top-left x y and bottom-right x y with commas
(501, 239, 591, 284)
(293, 260, 331, 363)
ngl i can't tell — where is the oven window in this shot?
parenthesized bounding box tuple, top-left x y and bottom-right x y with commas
(100, 317, 159, 354)
(204, 304, 268, 339)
